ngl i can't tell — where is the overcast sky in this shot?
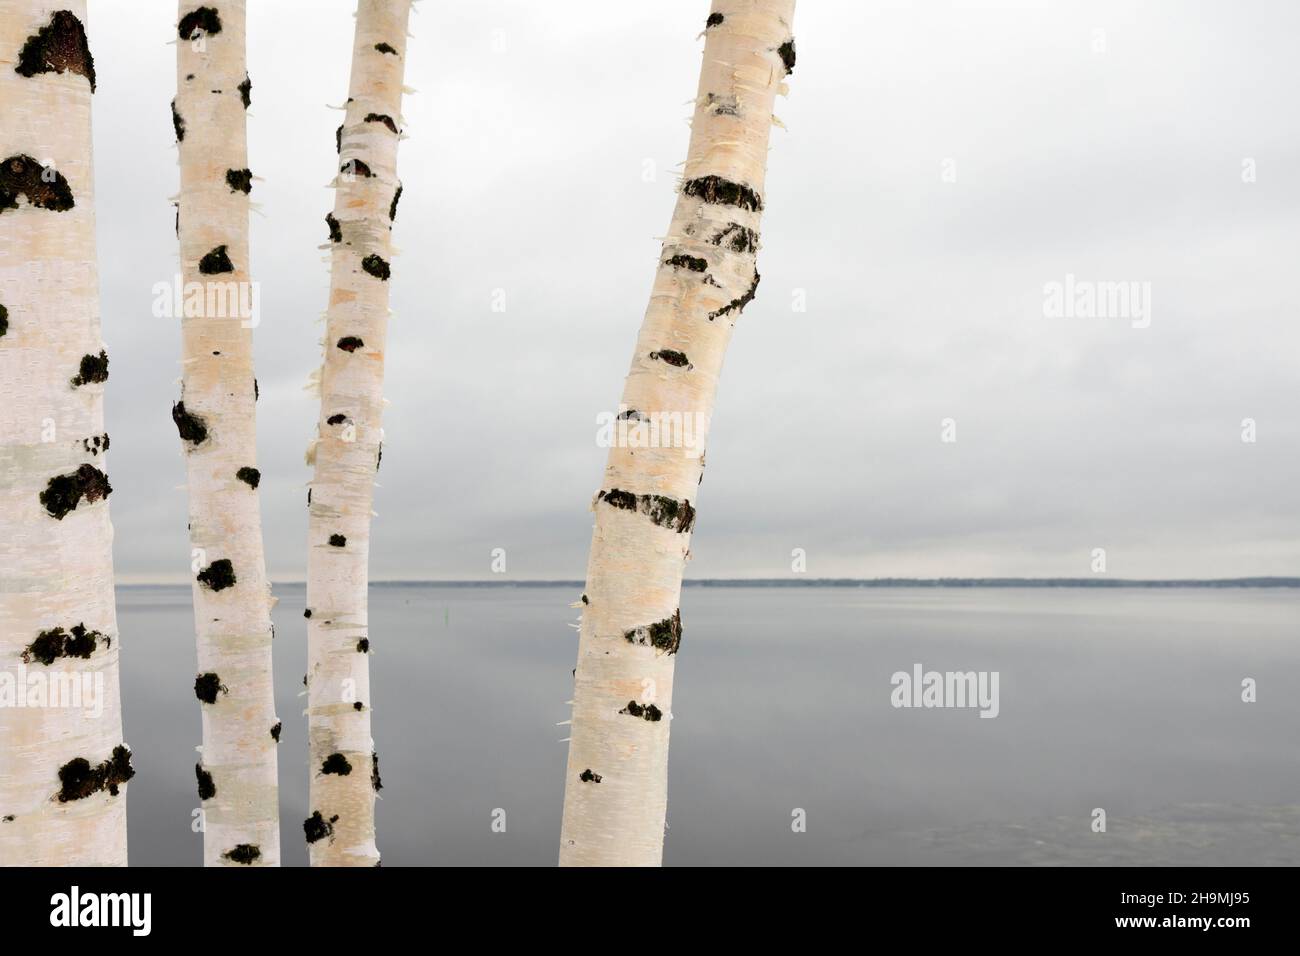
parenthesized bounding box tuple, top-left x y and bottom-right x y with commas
(85, 0, 1299, 581)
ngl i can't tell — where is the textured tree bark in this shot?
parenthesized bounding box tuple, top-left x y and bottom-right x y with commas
(172, 1, 279, 867)
(304, 0, 412, 867)
(0, 1, 132, 866)
(559, 0, 797, 866)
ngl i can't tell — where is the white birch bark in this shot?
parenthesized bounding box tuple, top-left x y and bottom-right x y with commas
(173, 1, 279, 866)
(559, 0, 797, 866)
(0, 1, 131, 866)
(304, 0, 412, 867)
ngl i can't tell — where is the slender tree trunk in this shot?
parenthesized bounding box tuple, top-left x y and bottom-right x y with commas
(559, 0, 797, 866)
(0, 1, 132, 866)
(304, 0, 412, 867)
(172, 1, 279, 867)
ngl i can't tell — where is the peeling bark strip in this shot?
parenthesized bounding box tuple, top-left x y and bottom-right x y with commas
(196, 558, 236, 591)
(596, 489, 696, 533)
(235, 466, 260, 488)
(222, 844, 260, 865)
(708, 270, 760, 321)
(178, 6, 222, 39)
(70, 350, 108, 386)
(682, 174, 763, 212)
(303, 811, 337, 843)
(561, 0, 797, 867)
(15, 10, 96, 90)
(194, 672, 225, 704)
(620, 700, 664, 721)
(0, 154, 75, 214)
(171, 400, 208, 445)
(198, 244, 234, 274)
(40, 464, 112, 519)
(225, 168, 252, 194)
(56, 746, 134, 802)
(320, 753, 352, 776)
(623, 609, 683, 655)
(195, 764, 216, 800)
(22, 624, 104, 665)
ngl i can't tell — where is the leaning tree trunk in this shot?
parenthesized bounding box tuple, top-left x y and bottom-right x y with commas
(559, 0, 797, 866)
(304, 0, 412, 867)
(172, 1, 279, 867)
(0, 1, 132, 866)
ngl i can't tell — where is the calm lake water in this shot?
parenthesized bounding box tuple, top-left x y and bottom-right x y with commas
(117, 585, 1300, 866)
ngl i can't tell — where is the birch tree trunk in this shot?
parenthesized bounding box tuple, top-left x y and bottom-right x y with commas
(0, 1, 132, 866)
(304, 0, 412, 867)
(559, 0, 797, 867)
(172, 1, 279, 866)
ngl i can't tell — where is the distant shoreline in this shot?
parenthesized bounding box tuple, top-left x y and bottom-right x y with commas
(118, 577, 1300, 589)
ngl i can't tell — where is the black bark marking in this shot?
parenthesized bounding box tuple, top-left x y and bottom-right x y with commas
(303, 811, 338, 844)
(321, 753, 352, 776)
(238, 74, 251, 108)
(328, 534, 346, 547)
(337, 336, 363, 352)
(40, 464, 111, 519)
(376, 442, 383, 471)
(357, 638, 370, 652)
(682, 174, 762, 212)
(361, 254, 390, 280)
(326, 413, 347, 425)
(172, 99, 186, 142)
(56, 745, 134, 802)
(235, 466, 260, 488)
(365, 112, 399, 134)
(620, 700, 664, 721)
(270, 721, 282, 742)
(178, 7, 222, 40)
(222, 844, 260, 865)
(624, 609, 683, 655)
(664, 253, 708, 273)
(225, 168, 252, 194)
(342, 159, 373, 178)
(374, 42, 398, 55)
(172, 400, 208, 446)
(711, 222, 759, 254)
(325, 212, 342, 243)
(581, 594, 589, 604)
(16, 11, 96, 91)
(194, 672, 225, 704)
(22, 624, 103, 666)
(196, 558, 236, 591)
(198, 245, 234, 274)
(353, 701, 364, 710)
(303, 609, 312, 619)
(0, 155, 74, 214)
(371, 752, 383, 792)
(335, 124, 343, 154)
(195, 764, 215, 801)
(81, 433, 109, 455)
(0, 302, 7, 337)
(706, 13, 724, 27)
(650, 349, 689, 367)
(389, 182, 403, 222)
(70, 350, 108, 387)
(708, 270, 760, 321)
(705, 92, 739, 116)
(596, 489, 696, 533)
(778, 38, 796, 74)
(579, 769, 602, 784)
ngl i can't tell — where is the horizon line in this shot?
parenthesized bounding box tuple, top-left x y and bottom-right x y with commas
(116, 575, 1300, 588)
